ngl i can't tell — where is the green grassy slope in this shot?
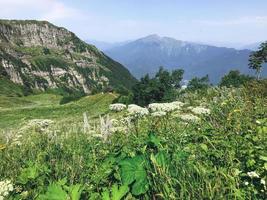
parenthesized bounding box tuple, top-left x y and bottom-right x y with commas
(0, 76, 26, 97)
(0, 93, 117, 129)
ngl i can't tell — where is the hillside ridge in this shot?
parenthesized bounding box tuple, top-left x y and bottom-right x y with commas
(0, 19, 136, 95)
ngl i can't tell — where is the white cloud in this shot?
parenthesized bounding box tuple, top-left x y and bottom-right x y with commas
(40, 1, 83, 22)
(0, 0, 82, 22)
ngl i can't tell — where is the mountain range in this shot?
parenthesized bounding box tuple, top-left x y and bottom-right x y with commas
(0, 20, 136, 96)
(90, 35, 266, 83)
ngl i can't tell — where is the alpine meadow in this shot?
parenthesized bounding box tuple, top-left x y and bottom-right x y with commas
(0, 1, 267, 200)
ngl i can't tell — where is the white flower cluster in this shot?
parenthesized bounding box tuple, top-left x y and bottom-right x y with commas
(247, 171, 260, 178)
(148, 101, 184, 113)
(179, 114, 200, 122)
(0, 180, 13, 199)
(29, 119, 54, 128)
(191, 106, 210, 115)
(127, 104, 149, 118)
(109, 103, 126, 112)
(151, 111, 167, 117)
(11, 134, 22, 146)
(19, 119, 54, 133)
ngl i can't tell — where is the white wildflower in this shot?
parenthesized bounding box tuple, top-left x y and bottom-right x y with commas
(261, 179, 266, 185)
(244, 181, 249, 186)
(148, 101, 183, 113)
(110, 119, 120, 126)
(171, 101, 185, 108)
(29, 119, 54, 128)
(127, 104, 149, 118)
(191, 106, 210, 115)
(19, 119, 54, 133)
(99, 115, 113, 141)
(11, 134, 22, 146)
(109, 103, 126, 112)
(179, 114, 200, 122)
(0, 180, 13, 198)
(247, 171, 259, 178)
(83, 112, 90, 133)
(187, 106, 194, 111)
(151, 111, 167, 117)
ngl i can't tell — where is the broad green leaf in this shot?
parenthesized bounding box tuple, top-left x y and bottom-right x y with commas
(111, 184, 129, 200)
(148, 132, 161, 147)
(119, 155, 149, 196)
(38, 183, 68, 200)
(69, 184, 83, 200)
(18, 164, 39, 184)
(101, 189, 110, 200)
(102, 184, 129, 200)
(131, 176, 149, 196)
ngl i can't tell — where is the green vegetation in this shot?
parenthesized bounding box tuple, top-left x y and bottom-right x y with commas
(0, 77, 26, 96)
(249, 41, 267, 79)
(0, 19, 137, 97)
(30, 55, 71, 71)
(0, 81, 266, 199)
(186, 75, 210, 92)
(0, 26, 267, 200)
(132, 67, 184, 106)
(220, 70, 254, 87)
(0, 93, 116, 129)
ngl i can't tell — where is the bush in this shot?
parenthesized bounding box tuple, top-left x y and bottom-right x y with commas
(132, 67, 184, 106)
(220, 70, 254, 87)
(186, 75, 210, 92)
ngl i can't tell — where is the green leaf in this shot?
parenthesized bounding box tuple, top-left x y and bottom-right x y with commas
(246, 159, 256, 167)
(102, 188, 110, 200)
(18, 164, 39, 184)
(154, 151, 169, 168)
(111, 184, 129, 200)
(57, 177, 67, 186)
(92, 156, 116, 184)
(38, 183, 68, 200)
(69, 184, 83, 200)
(119, 155, 149, 196)
(131, 176, 149, 196)
(102, 184, 129, 200)
(200, 143, 208, 152)
(148, 132, 161, 147)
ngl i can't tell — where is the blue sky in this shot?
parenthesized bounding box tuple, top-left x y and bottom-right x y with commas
(0, 0, 266, 46)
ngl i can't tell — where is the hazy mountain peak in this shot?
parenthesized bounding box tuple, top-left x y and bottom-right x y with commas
(104, 35, 267, 83)
(137, 34, 162, 43)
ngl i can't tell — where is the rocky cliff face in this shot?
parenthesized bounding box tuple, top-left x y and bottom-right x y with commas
(0, 20, 136, 94)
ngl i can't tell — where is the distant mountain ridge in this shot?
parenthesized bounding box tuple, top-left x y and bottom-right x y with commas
(0, 19, 136, 95)
(105, 35, 267, 83)
(86, 40, 131, 51)
(240, 42, 262, 51)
